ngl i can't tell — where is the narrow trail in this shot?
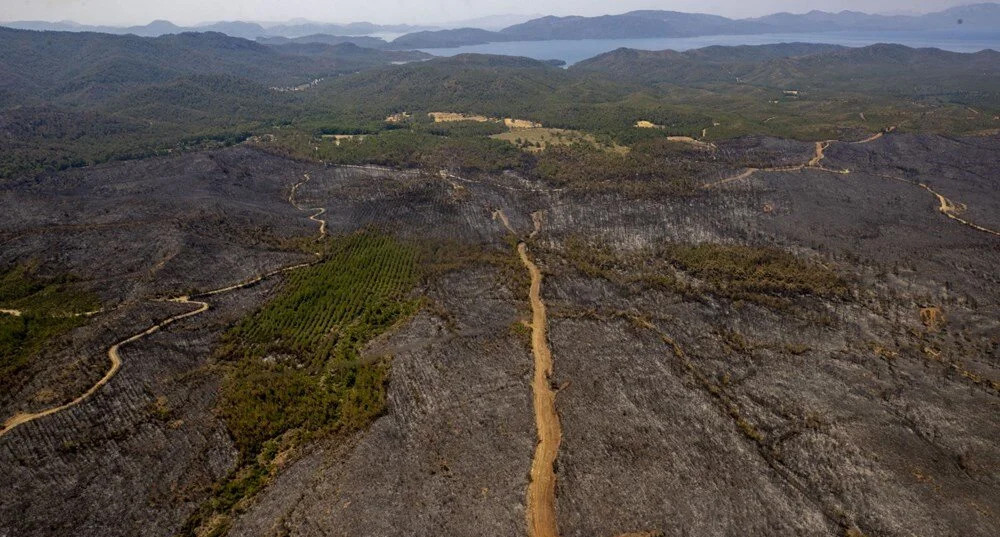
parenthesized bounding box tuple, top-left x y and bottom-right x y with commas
(529, 212, 544, 240)
(289, 173, 329, 238)
(0, 173, 328, 439)
(493, 209, 516, 236)
(0, 307, 108, 319)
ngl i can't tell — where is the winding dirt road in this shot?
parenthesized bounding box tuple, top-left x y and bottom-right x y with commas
(872, 172, 1000, 238)
(703, 137, 849, 190)
(701, 129, 1000, 238)
(706, 127, 899, 190)
(921, 183, 1000, 236)
(529, 212, 544, 240)
(0, 308, 22, 317)
(0, 174, 328, 439)
(0, 299, 210, 435)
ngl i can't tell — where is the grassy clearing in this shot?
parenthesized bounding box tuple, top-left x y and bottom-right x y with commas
(183, 232, 420, 536)
(492, 127, 628, 154)
(429, 112, 542, 129)
(0, 264, 98, 386)
(429, 111, 493, 123)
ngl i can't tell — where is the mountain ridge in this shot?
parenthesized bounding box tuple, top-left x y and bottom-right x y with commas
(387, 3, 1000, 48)
(5, 4, 998, 49)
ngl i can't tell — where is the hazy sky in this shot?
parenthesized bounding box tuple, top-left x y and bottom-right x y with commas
(1, 0, 976, 26)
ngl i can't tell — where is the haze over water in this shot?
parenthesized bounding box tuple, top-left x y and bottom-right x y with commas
(419, 29, 1000, 65)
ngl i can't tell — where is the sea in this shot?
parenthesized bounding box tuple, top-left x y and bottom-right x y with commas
(417, 30, 1000, 65)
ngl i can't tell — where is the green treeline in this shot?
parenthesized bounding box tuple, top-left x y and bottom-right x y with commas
(0, 265, 99, 386)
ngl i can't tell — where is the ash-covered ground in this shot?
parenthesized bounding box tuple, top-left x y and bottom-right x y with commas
(1, 134, 998, 537)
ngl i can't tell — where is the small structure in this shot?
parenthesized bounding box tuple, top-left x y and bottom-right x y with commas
(385, 112, 411, 123)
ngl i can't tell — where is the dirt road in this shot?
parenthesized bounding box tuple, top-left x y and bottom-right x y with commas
(701, 133, 1000, 239)
(703, 129, 904, 190)
(0, 309, 22, 317)
(919, 183, 1000, 237)
(0, 299, 210, 437)
(861, 171, 1000, 238)
(493, 207, 562, 537)
(0, 174, 328, 439)
(808, 141, 828, 167)
(519, 240, 561, 537)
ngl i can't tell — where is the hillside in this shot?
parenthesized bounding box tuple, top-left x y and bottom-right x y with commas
(4, 33, 1000, 179)
(256, 34, 391, 49)
(0, 27, 427, 107)
(751, 3, 1000, 31)
(391, 28, 504, 48)
(571, 43, 846, 85)
(500, 11, 763, 40)
(0, 28, 428, 177)
(572, 43, 1000, 98)
(313, 54, 588, 116)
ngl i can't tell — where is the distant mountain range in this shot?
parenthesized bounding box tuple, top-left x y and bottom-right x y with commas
(0, 19, 432, 40)
(3, 3, 998, 49)
(389, 3, 1000, 48)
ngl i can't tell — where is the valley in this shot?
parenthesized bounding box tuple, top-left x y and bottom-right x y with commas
(1, 13, 999, 537)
